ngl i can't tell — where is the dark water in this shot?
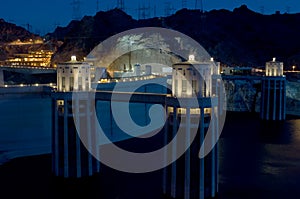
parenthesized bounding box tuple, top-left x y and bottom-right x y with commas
(1, 112, 300, 198)
(218, 112, 300, 199)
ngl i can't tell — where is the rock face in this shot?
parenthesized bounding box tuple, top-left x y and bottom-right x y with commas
(47, 9, 140, 65)
(224, 78, 261, 112)
(223, 78, 300, 116)
(47, 5, 300, 68)
(286, 81, 300, 116)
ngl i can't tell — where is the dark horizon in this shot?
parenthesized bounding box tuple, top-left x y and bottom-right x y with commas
(1, 0, 300, 34)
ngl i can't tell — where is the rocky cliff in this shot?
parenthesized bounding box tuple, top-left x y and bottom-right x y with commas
(224, 77, 300, 116)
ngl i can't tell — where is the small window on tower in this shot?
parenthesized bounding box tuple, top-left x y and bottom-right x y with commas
(182, 80, 187, 92)
(192, 80, 197, 94)
(70, 77, 74, 91)
(62, 77, 65, 90)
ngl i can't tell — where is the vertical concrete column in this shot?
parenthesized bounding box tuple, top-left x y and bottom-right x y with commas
(266, 79, 270, 120)
(86, 95, 93, 176)
(279, 80, 282, 120)
(215, 106, 219, 194)
(199, 108, 205, 199)
(210, 107, 216, 197)
(273, 79, 277, 120)
(283, 80, 286, 120)
(74, 98, 82, 177)
(53, 99, 59, 176)
(94, 100, 101, 173)
(162, 105, 169, 195)
(184, 107, 191, 199)
(260, 79, 265, 119)
(63, 98, 69, 177)
(171, 107, 178, 198)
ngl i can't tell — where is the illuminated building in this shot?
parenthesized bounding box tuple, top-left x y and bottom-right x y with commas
(57, 56, 91, 92)
(172, 55, 213, 98)
(4, 50, 53, 67)
(260, 58, 286, 120)
(164, 55, 220, 199)
(52, 56, 99, 178)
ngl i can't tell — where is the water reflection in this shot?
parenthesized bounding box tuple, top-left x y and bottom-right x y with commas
(219, 112, 300, 198)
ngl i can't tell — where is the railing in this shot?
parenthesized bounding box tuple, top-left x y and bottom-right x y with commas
(1, 83, 56, 88)
(97, 75, 162, 84)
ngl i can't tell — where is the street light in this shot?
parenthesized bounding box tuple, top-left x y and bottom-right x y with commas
(292, 65, 296, 72)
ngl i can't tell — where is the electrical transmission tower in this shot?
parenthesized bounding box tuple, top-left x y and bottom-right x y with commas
(117, 0, 125, 11)
(138, 3, 151, 19)
(260, 6, 265, 14)
(195, 0, 203, 12)
(164, 1, 175, 16)
(96, 0, 99, 12)
(22, 23, 32, 32)
(71, 0, 82, 20)
(182, 0, 187, 8)
(286, 6, 290, 14)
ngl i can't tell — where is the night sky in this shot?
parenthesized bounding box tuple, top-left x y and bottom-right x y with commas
(1, 0, 300, 34)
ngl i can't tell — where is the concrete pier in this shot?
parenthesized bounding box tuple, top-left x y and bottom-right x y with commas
(52, 94, 100, 178)
(260, 59, 286, 121)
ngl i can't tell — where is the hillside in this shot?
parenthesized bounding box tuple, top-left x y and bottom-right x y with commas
(31, 5, 300, 68)
(0, 19, 40, 61)
(0, 19, 63, 66)
(1, 6, 300, 68)
(0, 19, 38, 43)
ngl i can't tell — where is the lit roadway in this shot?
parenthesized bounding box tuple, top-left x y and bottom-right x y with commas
(0, 65, 56, 74)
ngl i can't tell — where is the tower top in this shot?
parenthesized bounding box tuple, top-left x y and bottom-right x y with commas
(266, 58, 284, 76)
(188, 55, 195, 61)
(71, 55, 77, 62)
